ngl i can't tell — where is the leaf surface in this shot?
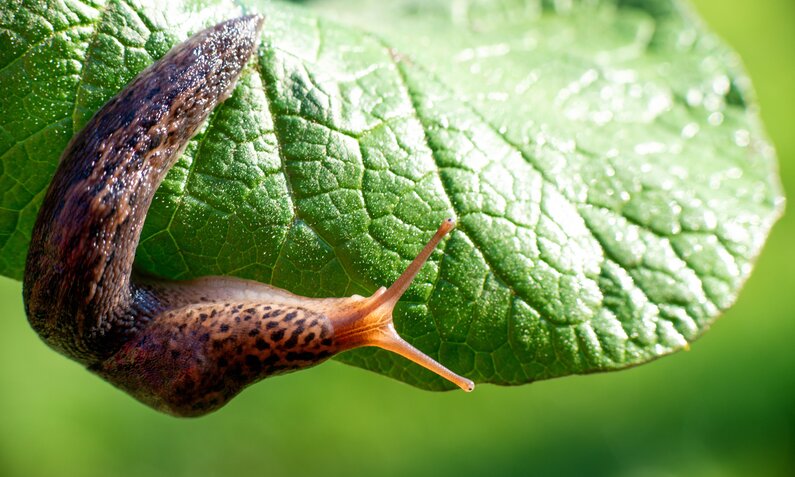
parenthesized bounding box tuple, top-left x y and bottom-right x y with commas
(0, 0, 782, 388)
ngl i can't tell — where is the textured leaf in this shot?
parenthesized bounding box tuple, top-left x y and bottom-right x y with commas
(0, 0, 782, 389)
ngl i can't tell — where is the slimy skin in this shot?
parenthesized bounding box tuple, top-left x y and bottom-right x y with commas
(22, 15, 473, 417)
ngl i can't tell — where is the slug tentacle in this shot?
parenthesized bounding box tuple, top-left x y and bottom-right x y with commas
(23, 15, 473, 417)
(329, 218, 475, 392)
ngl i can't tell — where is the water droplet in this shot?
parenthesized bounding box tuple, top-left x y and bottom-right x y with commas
(634, 142, 666, 155)
(734, 129, 750, 147)
(681, 122, 699, 139)
(708, 112, 724, 126)
(712, 75, 730, 95)
(686, 88, 703, 107)
(702, 210, 717, 230)
(648, 93, 672, 116)
(591, 110, 613, 125)
(605, 69, 637, 84)
(722, 220, 749, 244)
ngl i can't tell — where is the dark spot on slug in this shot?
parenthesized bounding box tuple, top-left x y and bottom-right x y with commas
(284, 335, 298, 349)
(226, 365, 242, 381)
(286, 351, 317, 362)
(270, 329, 285, 342)
(245, 355, 261, 373)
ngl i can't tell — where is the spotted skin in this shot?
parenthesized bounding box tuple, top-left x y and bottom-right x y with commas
(95, 303, 335, 415)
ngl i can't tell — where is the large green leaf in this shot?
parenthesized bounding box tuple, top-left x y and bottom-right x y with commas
(0, 0, 782, 389)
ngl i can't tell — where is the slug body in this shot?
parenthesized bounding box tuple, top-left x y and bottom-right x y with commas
(22, 15, 473, 417)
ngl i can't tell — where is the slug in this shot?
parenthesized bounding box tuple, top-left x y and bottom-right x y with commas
(22, 14, 473, 417)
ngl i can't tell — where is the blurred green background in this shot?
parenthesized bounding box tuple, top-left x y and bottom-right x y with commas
(1, 0, 792, 475)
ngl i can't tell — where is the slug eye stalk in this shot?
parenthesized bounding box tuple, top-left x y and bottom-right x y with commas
(22, 14, 472, 417)
(330, 218, 474, 393)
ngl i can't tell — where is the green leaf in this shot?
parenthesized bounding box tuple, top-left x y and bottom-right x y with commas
(0, 0, 782, 389)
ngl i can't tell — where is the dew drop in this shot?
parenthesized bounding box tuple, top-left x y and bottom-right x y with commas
(734, 129, 750, 147)
(681, 122, 699, 139)
(686, 88, 703, 107)
(708, 112, 724, 126)
(712, 75, 730, 96)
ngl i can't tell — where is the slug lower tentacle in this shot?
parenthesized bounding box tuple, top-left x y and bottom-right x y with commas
(22, 15, 473, 417)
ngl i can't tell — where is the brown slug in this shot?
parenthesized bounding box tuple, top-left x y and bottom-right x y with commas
(22, 14, 473, 417)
